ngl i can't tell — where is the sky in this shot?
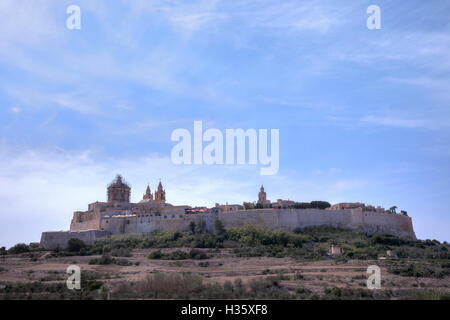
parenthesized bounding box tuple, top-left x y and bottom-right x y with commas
(0, 0, 449, 248)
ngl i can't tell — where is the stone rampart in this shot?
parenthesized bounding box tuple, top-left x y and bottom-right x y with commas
(41, 208, 416, 248)
(40, 230, 110, 249)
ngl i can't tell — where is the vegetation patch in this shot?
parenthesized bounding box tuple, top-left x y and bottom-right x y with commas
(388, 263, 450, 278)
(147, 249, 209, 260)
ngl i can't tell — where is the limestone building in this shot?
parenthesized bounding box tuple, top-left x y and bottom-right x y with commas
(107, 175, 130, 204)
(154, 180, 166, 203)
(40, 175, 417, 249)
(143, 185, 153, 200)
(257, 185, 271, 207)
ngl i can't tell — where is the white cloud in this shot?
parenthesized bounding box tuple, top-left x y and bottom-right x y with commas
(360, 115, 450, 130)
(10, 106, 21, 113)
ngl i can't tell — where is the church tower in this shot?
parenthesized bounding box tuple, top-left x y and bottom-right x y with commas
(143, 185, 153, 200)
(107, 175, 131, 203)
(154, 180, 166, 203)
(258, 185, 267, 204)
(257, 185, 270, 206)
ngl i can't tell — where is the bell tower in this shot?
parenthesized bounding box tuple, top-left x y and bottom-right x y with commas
(143, 185, 153, 200)
(154, 180, 166, 204)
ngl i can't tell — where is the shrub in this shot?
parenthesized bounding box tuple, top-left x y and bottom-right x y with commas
(115, 258, 132, 266)
(189, 221, 196, 234)
(294, 273, 304, 280)
(169, 250, 189, 260)
(371, 235, 408, 246)
(89, 253, 115, 265)
(196, 219, 207, 234)
(323, 287, 373, 300)
(148, 250, 163, 259)
(189, 249, 208, 260)
(8, 243, 30, 254)
(292, 201, 331, 209)
(147, 249, 191, 260)
(67, 238, 86, 252)
(389, 263, 449, 278)
(110, 247, 132, 257)
(215, 220, 226, 235)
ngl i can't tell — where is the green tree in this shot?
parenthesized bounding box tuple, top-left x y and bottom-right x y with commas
(243, 202, 254, 210)
(389, 206, 398, 214)
(196, 218, 207, 234)
(310, 201, 331, 209)
(67, 238, 86, 252)
(8, 243, 30, 254)
(189, 221, 196, 234)
(214, 220, 226, 235)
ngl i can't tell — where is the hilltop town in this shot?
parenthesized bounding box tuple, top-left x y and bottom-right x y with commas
(40, 175, 416, 249)
(2, 175, 449, 301)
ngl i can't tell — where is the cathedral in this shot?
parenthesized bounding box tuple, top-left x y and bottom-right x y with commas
(141, 180, 166, 203)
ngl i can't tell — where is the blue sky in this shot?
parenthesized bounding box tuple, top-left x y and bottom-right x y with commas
(1, 0, 449, 247)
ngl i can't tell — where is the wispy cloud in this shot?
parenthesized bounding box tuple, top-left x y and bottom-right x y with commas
(360, 115, 450, 130)
(10, 106, 20, 114)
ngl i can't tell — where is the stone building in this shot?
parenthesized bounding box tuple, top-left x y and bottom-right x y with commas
(273, 199, 295, 209)
(143, 185, 153, 200)
(107, 175, 130, 204)
(328, 245, 342, 256)
(215, 203, 244, 212)
(257, 185, 271, 207)
(327, 202, 386, 213)
(154, 180, 166, 204)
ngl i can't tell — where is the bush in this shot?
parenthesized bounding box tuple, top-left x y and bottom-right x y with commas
(189, 249, 208, 260)
(147, 250, 163, 259)
(67, 238, 86, 252)
(323, 287, 373, 300)
(215, 220, 226, 235)
(371, 235, 408, 246)
(8, 243, 30, 254)
(89, 253, 115, 265)
(389, 263, 450, 278)
(110, 247, 132, 257)
(292, 201, 331, 209)
(115, 258, 132, 266)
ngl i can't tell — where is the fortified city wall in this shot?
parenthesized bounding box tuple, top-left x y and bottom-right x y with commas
(40, 208, 415, 248)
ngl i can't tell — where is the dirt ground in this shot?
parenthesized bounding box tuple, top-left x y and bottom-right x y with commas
(1, 248, 449, 296)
